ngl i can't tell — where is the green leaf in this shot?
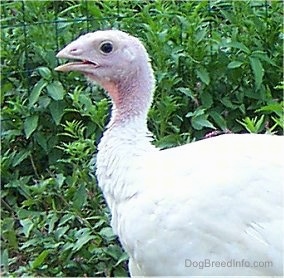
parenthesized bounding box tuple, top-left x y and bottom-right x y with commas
(1, 249, 9, 272)
(99, 227, 116, 241)
(20, 238, 42, 250)
(34, 132, 48, 152)
(220, 97, 236, 109)
(59, 213, 75, 226)
(186, 108, 205, 118)
(56, 173, 66, 188)
(46, 81, 65, 100)
(177, 87, 195, 99)
(209, 111, 227, 129)
(1, 218, 18, 249)
(255, 115, 265, 131)
(105, 244, 124, 260)
(114, 251, 129, 266)
(191, 115, 215, 130)
(186, 108, 215, 130)
(31, 250, 50, 269)
(38, 96, 51, 109)
(196, 67, 210, 85)
(237, 115, 265, 133)
(24, 114, 39, 138)
(72, 184, 87, 210)
(225, 41, 250, 54)
(79, 94, 93, 109)
(19, 218, 34, 237)
(12, 149, 31, 167)
(49, 100, 66, 125)
(227, 61, 243, 69)
(37, 66, 52, 80)
(249, 57, 264, 91)
(251, 50, 277, 66)
(47, 213, 58, 233)
(72, 229, 94, 252)
(257, 102, 283, 116)
(54, 226, 70, 240)
(18, 209, 42, 219)
(272, 115, 284, 129)
(200, 91, 213, 108)
(29, 79, 48, 107)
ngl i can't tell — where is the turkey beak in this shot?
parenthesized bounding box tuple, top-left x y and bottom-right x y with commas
(55, 44, 99, 73)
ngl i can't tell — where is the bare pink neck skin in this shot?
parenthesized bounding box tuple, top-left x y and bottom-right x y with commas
(100, 61, 155, 128)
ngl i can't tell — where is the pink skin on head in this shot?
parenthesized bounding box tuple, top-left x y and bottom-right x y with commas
(55, 30, 155, 124)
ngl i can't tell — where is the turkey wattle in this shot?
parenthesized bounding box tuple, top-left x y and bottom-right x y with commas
(55, 30, 284, 276)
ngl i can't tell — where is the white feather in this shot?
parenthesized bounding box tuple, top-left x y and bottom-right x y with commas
(98, 127, 284, 276)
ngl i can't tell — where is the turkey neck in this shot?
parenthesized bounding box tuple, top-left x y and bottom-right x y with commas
(103, 57, 155, 127)
(96, 61, 156, 206)
(99, 59, 155, 148)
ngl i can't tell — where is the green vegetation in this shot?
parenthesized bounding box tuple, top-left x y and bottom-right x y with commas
(1, 0, 283, 276)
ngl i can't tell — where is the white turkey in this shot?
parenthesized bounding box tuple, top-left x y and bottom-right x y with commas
(55, 30, 283, 276)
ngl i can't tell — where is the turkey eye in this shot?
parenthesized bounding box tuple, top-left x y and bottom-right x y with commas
(100, 42, 113, 54)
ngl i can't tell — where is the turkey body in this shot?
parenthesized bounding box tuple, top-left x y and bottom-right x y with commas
(55, 30, 284, 276)
(97, 124, 283, 276)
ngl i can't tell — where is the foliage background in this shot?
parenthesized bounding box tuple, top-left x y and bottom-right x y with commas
(1, 0, 283, 276)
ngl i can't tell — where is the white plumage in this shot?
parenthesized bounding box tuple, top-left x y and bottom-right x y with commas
(55, 30, 284, 276)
